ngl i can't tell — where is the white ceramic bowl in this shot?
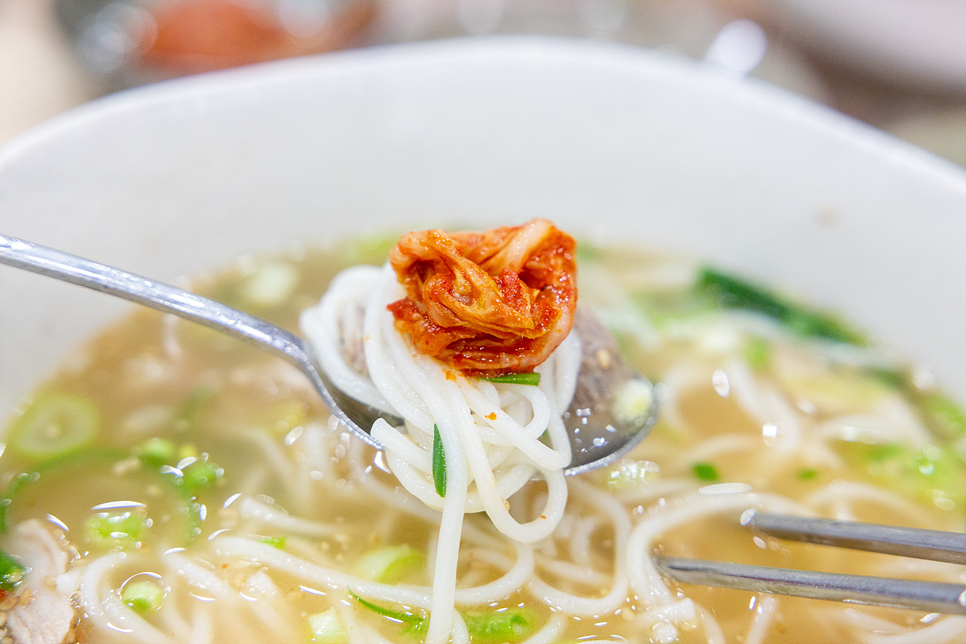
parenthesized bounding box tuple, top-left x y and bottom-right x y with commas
(1, 37, 965, 420)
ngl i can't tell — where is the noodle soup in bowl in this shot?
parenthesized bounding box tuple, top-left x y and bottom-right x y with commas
(1, 37, 965, 644)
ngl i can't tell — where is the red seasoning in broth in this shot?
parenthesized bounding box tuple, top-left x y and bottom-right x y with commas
(388, 219, 577, 376)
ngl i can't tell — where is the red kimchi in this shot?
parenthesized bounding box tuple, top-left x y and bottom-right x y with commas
(388, 219, 577, 375)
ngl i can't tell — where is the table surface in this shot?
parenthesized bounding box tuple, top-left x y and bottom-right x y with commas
(1, 0, 964, 168)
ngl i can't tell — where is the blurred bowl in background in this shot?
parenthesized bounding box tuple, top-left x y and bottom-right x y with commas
(55, 0, 378, 86)
(771, 0, 966, 94)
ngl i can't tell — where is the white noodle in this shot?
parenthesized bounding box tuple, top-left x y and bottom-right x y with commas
(626, 491, 811, 615)
(302, 262, 580, 640)
(806, 481, 938, 524)
(668, 434, 761, 472)
(864, 617, 966, 644)
(520, 612, 567, 644)
(743, 595, 778, 644)
(242, 571, 302, 643)
(236, 495, 342, 537)
(188, 607, 214, 644)
(568, 515, 602, 566)
(78, 553, 176, 644)
(694, 603, 727, 644)
(528, 481, 631, 616)
(157, 593, 195, 644)
(300, 265, 389, 411)
(535, 556, 612, 588)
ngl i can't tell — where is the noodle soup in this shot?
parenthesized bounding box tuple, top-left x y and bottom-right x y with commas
(1, 237, 964, 644)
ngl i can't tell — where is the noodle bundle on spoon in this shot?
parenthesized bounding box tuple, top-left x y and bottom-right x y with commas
(301, 219, 582, 641)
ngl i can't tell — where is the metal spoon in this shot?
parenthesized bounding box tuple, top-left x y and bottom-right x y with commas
(0, 233, 657, 473)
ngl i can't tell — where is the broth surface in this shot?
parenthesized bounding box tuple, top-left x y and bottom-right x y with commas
(1, 237, 964, 644)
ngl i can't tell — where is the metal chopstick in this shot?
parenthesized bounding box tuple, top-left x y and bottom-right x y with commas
(653, 513, 966, 614)
(655, 555, 966, 614)
(746, 512, 966, 565)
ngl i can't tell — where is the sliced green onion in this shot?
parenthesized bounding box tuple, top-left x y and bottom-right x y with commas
(239, 261, 299, 308)
(464, 608, 538, 643)
(350, 591, 537, 641)
(835, 440, 966, 509)
(867, 367, 908, 390)
(433, 425, 446, 498)
(796, 468, 819, 481)
(121, 579, 164, 614)
(697, 268, 865, 345)
(181, 459, 224, 491)
(482, 373, 541, 386)
(156, 453, 209, 544)
(85, 509, 147, 549)
(692, 462, 720, 482)
(342, 232, 402, 265)
(602, 460, 660, 490)
(744, 337, 771, 372)
(349, 590, 424, 627)
(862, 369, 965, 440)
(921, 393, 966, 438)
(136, 437, 177, 467)
(353, 544, 423, 583)
(259, 536, 286, 550)
(309, 608, 348, 644)
(612, 378, 654, 424)
(9, 392, 99, 460)
(0, 551, 25, 592)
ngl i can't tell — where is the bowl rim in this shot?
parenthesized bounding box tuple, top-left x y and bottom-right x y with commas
(1, 36, 965, 193)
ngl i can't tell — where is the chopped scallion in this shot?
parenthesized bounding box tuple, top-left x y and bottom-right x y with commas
(697, 268, 865, 345)
(121, 579, 164, 614)
(796, 468, 819, 481)
(259, 536, 286, 549)
(136, 437, 177, 467)
(744, 337, 771, 372)
(835, 440, 966, 509)
(0, 551, 25, 592)
(239, 261, 299, 308)
(309, 608, 348, 644)
(349, 591, 537, 642)
(692, 462, 720, 482)
(354, 544, 423, 583)
(482, 373, 541, 386)
(433, 425, 446, 498)
(464, 608, 538, 643)
(613, 378, 654, 423)
(181, 459, 224, 491)
(9, 392, 99, 460)
(863, 369, 965, 439)
(350, 590, 424, 628)
(85, 509, 147, 549)
(921, 393, 966, 438)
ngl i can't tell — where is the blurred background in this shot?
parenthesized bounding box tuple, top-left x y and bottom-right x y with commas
(1, 0, 964, 167)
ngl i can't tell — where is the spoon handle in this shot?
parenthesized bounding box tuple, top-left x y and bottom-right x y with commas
(0, 233, 313, 370)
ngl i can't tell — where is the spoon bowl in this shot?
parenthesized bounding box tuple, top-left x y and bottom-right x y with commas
(0, 232, 656, 474)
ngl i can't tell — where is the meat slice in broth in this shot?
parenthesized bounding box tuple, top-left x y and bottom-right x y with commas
(3, 521, 76, 644)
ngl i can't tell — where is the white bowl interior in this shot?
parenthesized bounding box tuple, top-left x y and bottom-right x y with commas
(2, 38, 965, 419)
